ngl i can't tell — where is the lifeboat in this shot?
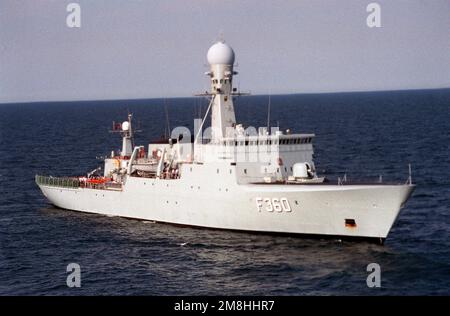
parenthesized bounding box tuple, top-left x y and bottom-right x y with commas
(86, 177, 110, 184)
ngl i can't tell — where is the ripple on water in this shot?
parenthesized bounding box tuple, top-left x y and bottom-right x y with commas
(0, 92, 449, 295)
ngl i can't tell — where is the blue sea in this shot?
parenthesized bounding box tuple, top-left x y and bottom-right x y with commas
(0, 89, 449, 295)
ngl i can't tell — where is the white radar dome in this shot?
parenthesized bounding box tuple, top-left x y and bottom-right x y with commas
(207, 41, 235, 65)
(293, 163, 311, 179)
(122, 121, 130, 131)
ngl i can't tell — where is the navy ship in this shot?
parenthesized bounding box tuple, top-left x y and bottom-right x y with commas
(36, 41, 415, 243)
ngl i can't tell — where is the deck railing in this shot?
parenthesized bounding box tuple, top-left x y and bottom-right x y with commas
(35, 175, 80, 188)
(35, 175, 124, 190)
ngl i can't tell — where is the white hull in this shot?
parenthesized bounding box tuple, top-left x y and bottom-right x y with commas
(37, 168, 414, 242)
(35, 42, 416, 244)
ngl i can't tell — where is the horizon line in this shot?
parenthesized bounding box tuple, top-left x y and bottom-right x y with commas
(1, 87, 449, 106)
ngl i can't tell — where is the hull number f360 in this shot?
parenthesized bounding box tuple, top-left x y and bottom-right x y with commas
(255, 197, 292, 212)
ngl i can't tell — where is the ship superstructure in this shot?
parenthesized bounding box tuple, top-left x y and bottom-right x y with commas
(36, 41, 415, 243)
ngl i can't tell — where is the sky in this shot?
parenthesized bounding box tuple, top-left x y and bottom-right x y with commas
(0, 0, 449, 103)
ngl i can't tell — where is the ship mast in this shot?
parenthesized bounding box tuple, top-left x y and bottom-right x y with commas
(120, 113, 134, 157)
(206, 41, 237, 142)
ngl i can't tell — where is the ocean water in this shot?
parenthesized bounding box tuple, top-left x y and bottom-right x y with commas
(0, 89, 449, 295)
